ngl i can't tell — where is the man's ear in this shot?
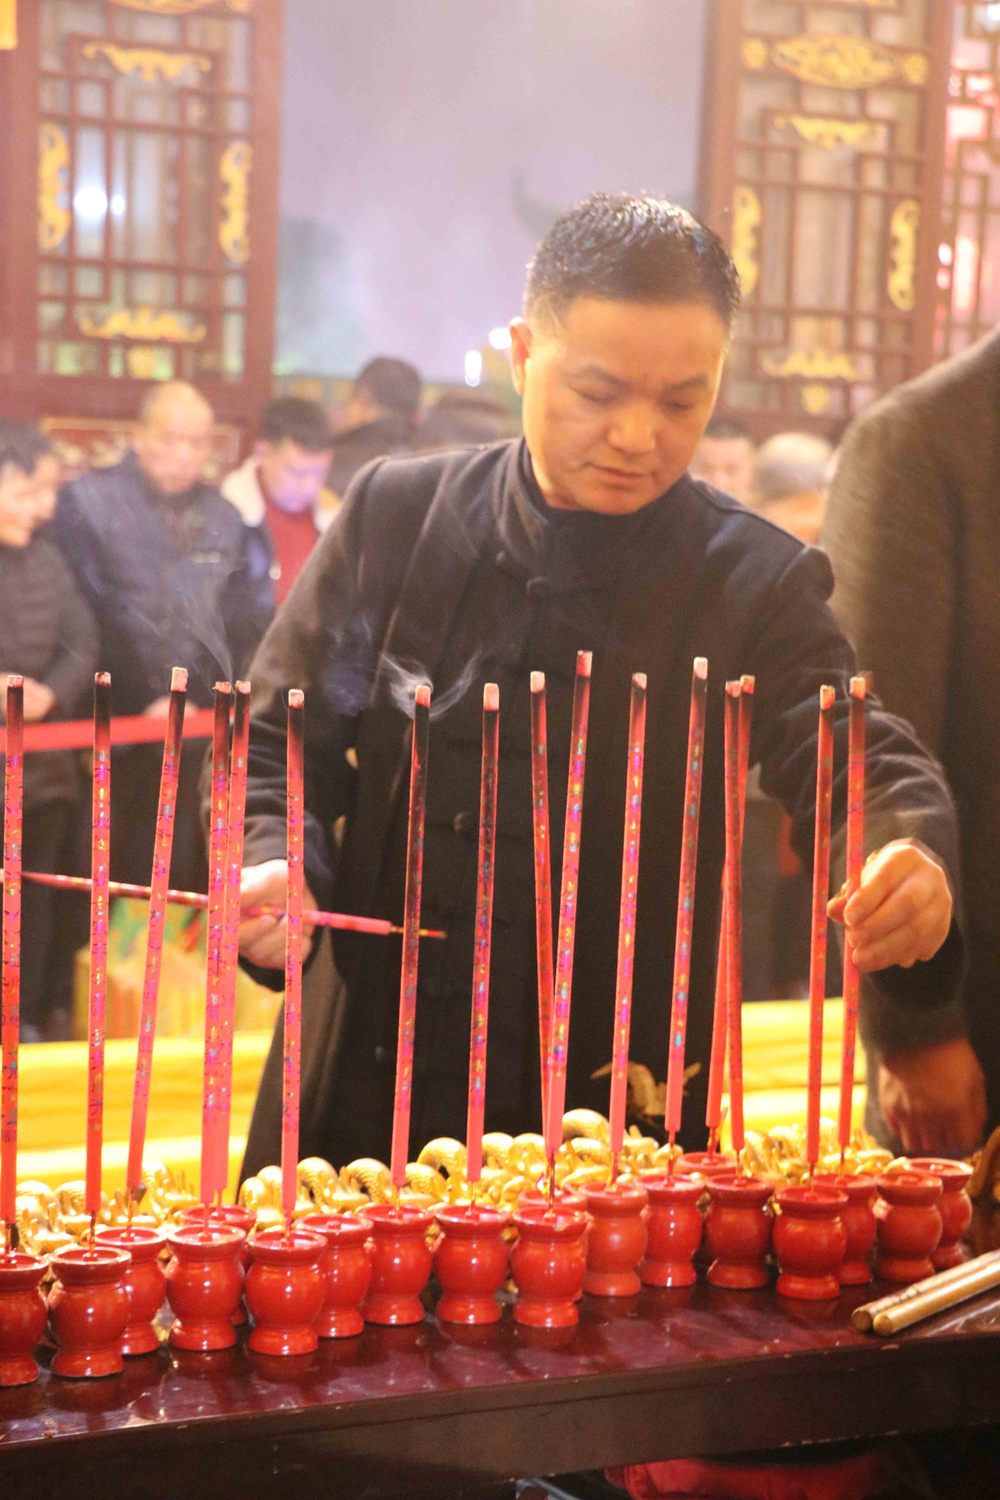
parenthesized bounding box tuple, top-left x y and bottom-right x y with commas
(508, 318, 532, 398)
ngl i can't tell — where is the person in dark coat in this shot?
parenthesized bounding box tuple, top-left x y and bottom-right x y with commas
(236, 195, 960, 1176)
(825, 329, 1000, 1157)
(327, 357, 421, 500)
(0, 421, 98, 1039)
(54, 382, 274, 890)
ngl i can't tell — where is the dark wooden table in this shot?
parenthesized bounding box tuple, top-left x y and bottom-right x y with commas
(3, 1279, 1000, 1499)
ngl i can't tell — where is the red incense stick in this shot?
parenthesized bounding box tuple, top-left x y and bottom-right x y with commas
(706, 676, 754, 1144)
(665, 659, 708, 1147)
(838, 676, 867, 1153)
(544, 650, 592, 1163)
(200, 683, 232, 1206)
(807, 685, 836, 1168)
(529, 672, 555, 1132)
(722, 681, 746, 1156)
(465, 684, 500, 1187)
(216, 680, 250, 1200)
(389, 684, 431, 1192)
(281, 690, 305, 1223)
(15, 868, 444, 939)
(1, 677, 24, 1241)
(86, 673, 112, 1221)
(608, 673, 647, 1179)
(126, 667, 187, 1195)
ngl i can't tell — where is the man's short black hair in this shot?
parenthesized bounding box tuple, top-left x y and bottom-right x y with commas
(354, 357, 422, 421)
(259, 396, 334, 452)
(0, 419, 52, 477)
(525, 193, 740, 332)
(702, 415, 752, 442)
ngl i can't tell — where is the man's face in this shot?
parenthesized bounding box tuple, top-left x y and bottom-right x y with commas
(510, 296, 727, 515)
(256, 439, 330, 515)
(0, 464, 38, 548)
(133, 399, 213, 496)
(29, 453, 61, 526)
(689, 434, 755, 503)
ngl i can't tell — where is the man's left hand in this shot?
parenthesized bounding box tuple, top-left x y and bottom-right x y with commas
(827, 838, 953, 973)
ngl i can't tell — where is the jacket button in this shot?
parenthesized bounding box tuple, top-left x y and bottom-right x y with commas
(453, 811, 475, 837)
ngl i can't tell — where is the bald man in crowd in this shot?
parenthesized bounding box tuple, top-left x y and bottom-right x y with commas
(54, 382, 274, 886)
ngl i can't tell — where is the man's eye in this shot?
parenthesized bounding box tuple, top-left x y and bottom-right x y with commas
(575, 389, 612, 405)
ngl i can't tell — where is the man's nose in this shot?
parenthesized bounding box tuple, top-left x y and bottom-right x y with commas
(607, 404, 658, 456)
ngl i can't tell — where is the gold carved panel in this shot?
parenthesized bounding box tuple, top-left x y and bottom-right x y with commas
(731, 185, 761, 299)
(887, 199, 919, 312)
(109, 1, 253, 13)
(759, 349, 859, 381)
(773, 114, 878, 151)
(746, 33, 928, 89)
(82, 42, 211, 83)
(38, 123, 70, 252)
(219, 141, 252, 265)
(78, 307, 207, 343)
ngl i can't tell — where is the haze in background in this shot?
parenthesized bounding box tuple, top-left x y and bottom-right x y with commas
(278, 0, 708, 381)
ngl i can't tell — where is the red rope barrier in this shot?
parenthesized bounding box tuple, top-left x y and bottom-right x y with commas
(19, 708, 215, 753)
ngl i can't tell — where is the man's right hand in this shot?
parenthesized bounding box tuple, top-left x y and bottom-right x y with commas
(878, 1037, 987, 1157)
(238, 859, 316, 970)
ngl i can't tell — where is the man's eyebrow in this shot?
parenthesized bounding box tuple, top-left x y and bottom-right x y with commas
(570, 365, 712, 395)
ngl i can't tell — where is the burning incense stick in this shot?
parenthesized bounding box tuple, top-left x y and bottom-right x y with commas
(838, 676, 867, 1154)
(722, 681, 745, 1155)
(465, 684, 500, 1187)
(390, 684, 431, 1192)
(705, 677, 754, 1148)
(665, 660, 708, 1150)
(200, 684, 232, 1207)
(807, 685, 836, 1169)
(281, 690, 305, 1223)
(608, 673, 647, 1179)
(86, 673, 112, 1222)
(1, 677, 24, 1244)
(216, 680, 250, 1201)
(530, 672, 555, 1135)
(126, 667, 187, 1196)
(544, 650, 592, 1164)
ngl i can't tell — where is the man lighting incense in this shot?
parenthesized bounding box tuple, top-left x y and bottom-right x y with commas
(234, 193, 961, 1173)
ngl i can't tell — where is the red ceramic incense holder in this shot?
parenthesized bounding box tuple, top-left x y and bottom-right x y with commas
(95, 1224, 166, 1356)
(518, 1185, 587, 1215)
(675, 1151, 738, 1181)
(48, 1243, 131, 1379)
(641, 1175, 704, 1288)
(705, 1176, 773, 1289)
(582, 1181, 648, 1297)
(906, 1158, 973, 1271)
(245, 1227, 325, 1356)
(177, 1203, 256, 1322)
(875, 1171, 943, 1284)
(165, 1224, 244, 1350)
(773, 1184, 847, 1301)
(511, 1205, 588, 1328)
(434, 1203, 510, 1324)
(299, 1212, 372, 1338)
(363, 1203, 432, 1326)
(0, 1251, 48, 1386)
(814, 1172, 877, 1286)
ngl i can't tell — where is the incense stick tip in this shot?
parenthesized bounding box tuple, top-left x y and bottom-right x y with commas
(170, 667, 188, 692)
(740, 673, 756, 694)
(95, 671, 111, 688)
(693, 657, 708, 681)
(820, 684, 835, 710)
(725, 680, 742, 699)
(5, 673, 23, 690)
(530, 670, 545, 694)
(483, 682, 499, 712)
(235, 679, 251, 696)
(576, 650, 593, 677)
(850, 675, 868, 701)
(632, 671, 647, 691)
(213, 680, 232, 697)
(288, 688, 304, 709)
(415, 682, 431, 709)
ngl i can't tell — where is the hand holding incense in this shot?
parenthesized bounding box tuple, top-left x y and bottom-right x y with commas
(390, 684, 431, 1192)
(200, 683, 232, 1206)
(1, 677, 24, 1243)
(126, 667, 187, 1196)
(544, 650, 592, 1164)
(664, 660, 707, 1148)
(86, 673, 112, 1222)
(838, 676, 866, 1154)
(807, 685, 836, 1169)
(281, 690, 305, 1224)
(608, 674, 647, 1178)
(530, 672, 555, 1135)
(465, 684, 500, 1187)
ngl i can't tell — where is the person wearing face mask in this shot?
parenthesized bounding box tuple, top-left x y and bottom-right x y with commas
(232, 194, 962, 1181)
(222, 396, 337, 608)
(53, 382, 274, 889)
(0, 421, 97, 1040)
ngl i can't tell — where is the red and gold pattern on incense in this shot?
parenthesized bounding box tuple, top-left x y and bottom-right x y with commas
(608, 674, 647, 1178)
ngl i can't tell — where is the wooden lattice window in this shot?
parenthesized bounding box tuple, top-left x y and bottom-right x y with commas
(699, 0, 954, 432)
